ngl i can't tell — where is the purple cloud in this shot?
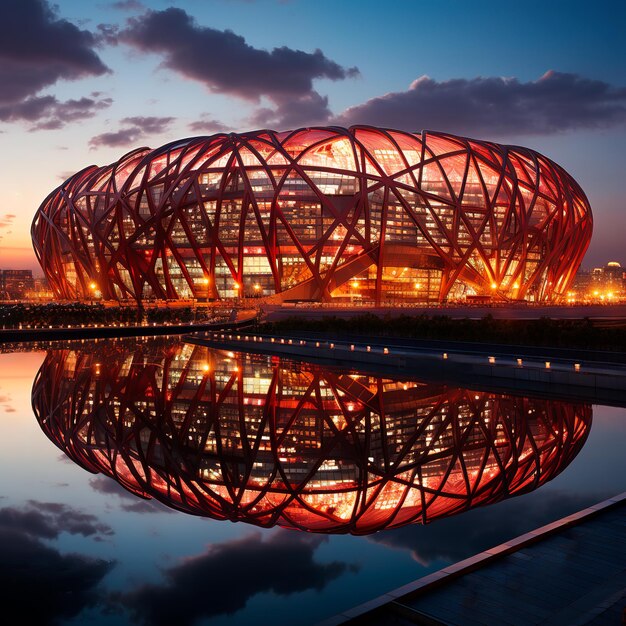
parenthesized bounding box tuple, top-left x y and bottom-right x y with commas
(188, 117, 230, 134)
(109, 0, 145, 10)
(0, 0, 111, 128)
(89, 115, 175, 148)
(250, 91, 332, 129)
(118, 7, 358, 112)
(4, 95, 113, 131)
(333, 71, 626, 137)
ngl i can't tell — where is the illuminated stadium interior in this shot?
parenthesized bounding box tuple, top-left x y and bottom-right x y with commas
(32, 127, 592, 304)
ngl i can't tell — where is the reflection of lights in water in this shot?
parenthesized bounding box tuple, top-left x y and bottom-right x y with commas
(33, 340, 592, 535)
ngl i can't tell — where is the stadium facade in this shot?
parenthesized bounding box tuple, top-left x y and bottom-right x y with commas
(32, 126, 593, 304)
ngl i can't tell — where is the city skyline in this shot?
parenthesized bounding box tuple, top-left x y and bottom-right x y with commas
(1, 0, 625, 273)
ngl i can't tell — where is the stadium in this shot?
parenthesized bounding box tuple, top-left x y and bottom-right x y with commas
(32, 126, 593, 304)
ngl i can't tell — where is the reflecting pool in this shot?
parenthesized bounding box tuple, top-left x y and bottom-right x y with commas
(1, 337, 625, 625)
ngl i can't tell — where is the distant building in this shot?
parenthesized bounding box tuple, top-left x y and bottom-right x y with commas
(603, 261, 625, 290)
(573, 261, 625, 301)
(0, 269, 34, 300)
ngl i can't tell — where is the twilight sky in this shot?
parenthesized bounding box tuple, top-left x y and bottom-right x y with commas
(1, 0, 625, 272)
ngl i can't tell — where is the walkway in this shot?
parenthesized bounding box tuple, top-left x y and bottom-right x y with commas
(323, 492, 626, 626)
(185, 331, 626, 407)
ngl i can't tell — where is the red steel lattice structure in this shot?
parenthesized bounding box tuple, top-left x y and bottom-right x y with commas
(32, 340, 591, 534)
(32, 127, 592, 304)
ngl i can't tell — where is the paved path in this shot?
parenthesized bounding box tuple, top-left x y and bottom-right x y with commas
(323, 493, 626, 626)
(186, 331, 626, 407)
(264, 303, 626, 323)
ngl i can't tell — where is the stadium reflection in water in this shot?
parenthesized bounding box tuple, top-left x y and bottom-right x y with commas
(32, 340, 592, 534)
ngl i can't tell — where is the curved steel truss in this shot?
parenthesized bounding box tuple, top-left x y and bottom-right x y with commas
(32, 127, 592, 304)
(32, 340, 592, 534)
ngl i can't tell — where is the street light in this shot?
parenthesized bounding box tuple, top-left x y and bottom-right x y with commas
(202, 276, 210, 304)
(89, 281, 98, 305)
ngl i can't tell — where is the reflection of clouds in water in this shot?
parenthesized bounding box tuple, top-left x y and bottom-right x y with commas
(0, 500, 115, 624)
(369, 489, 610, 566)
(0, 500, 114, 540)
(90, 476, 175, 515)
(119, 532, 358, 626)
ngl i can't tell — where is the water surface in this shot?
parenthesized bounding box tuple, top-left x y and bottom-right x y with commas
(1, 337, 625, 625)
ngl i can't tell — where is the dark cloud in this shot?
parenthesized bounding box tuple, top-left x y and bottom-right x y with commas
(369, 489, 608, 566)
(90, 476, 174, 514)
(121, 532, 355, 625)
(109, 0, 146, 10)
(89, 115, 174, 148)
(89, 126, 144, 148)
(0, 500, 114, 540)
(250, 91, 332, 129)
(333, 71, 626, 137)
(5, 95, 113, 130)
(122, 115, 175, 134)
(118, 7, 358, 114)
(0, 0, 111, 129)
(0, 502, 115, 624)
(188, 117, 230, 134)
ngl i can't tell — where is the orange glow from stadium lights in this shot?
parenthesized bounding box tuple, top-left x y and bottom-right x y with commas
(414, 282, 420, 289)
(513, 282, 519, 289)
(202, 277, 210, 285)
(254, 283, 261, 291)
(202, 364, 210, 372)
(491, 282, 497, 290)
(351, 281, 359, 289)
(233, 282, 240, 290)
(89, 282, 97, 290)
